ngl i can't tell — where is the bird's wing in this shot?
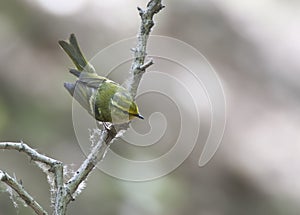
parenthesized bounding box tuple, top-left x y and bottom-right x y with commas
(73, 73, 113, 117)
(77, 72, 108, 89)
(72, 80, 99, 116)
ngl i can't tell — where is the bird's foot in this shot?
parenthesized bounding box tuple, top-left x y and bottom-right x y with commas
(103, 122, 112, 131)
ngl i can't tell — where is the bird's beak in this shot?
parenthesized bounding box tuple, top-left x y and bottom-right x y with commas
(136, 113, 144, 119)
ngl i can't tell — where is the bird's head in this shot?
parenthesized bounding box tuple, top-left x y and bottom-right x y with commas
(110, 91, 144, 123)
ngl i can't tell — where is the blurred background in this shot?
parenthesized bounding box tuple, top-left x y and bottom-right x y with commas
(1, 0, 300, 214)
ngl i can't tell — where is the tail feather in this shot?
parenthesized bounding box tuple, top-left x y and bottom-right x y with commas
(69, 34, 84, 64)
(59, 34, 95, 73)
(69, 69, 81, 77)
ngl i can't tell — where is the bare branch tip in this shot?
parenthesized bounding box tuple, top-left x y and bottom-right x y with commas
(130, 48, 137, 52)
(139, 59, 154, 71)
(137, 6, 144, 15)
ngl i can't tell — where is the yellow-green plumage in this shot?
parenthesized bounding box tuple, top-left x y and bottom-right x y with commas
(60, 34, 143, 124)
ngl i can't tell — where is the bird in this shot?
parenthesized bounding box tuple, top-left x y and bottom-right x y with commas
(59, 34, 144, 124)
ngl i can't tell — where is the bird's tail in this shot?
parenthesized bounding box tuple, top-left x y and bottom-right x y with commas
(64, 82, 75, 96)
(59, 34, 95, 74)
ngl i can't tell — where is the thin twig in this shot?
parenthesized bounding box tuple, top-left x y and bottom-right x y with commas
(139, 59, 154, 71)
(0, 142, 61, 167)
(0, 170, 48, 215)
(128, 0, 164, 97)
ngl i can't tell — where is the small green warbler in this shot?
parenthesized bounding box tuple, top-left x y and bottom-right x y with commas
(59, 34, 144, 124)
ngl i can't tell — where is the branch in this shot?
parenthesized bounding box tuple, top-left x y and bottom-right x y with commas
(128, 0, 165, 97)
(0, 170, 48, 215)
(0, 142, 64, 214)
(0, 142, 61, 167)
(0, 142, 64, 190)
(62, 0, 164, 203)
(65, 129, 114, 203)
(0, 1, 164, 214)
